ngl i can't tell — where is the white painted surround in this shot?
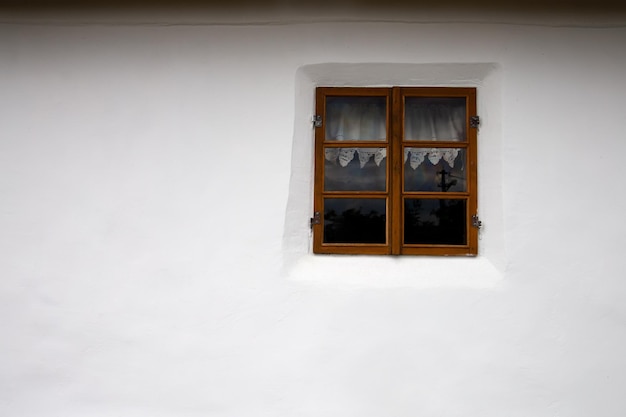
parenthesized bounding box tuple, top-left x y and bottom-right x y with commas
(284, 62, 504, 287)
(2, 7, 626, 417)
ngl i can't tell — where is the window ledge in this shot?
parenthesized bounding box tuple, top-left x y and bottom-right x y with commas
(284, 254, 502, 289)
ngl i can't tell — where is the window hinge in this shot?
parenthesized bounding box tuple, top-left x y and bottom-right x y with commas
(472, 214, 483, 229)
(470, 116, 480, 129)
(313, 115, 322, 128)
(310, 211, 321, 229)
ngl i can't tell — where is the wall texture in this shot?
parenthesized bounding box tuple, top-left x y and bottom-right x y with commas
(2, 6, 626, 417)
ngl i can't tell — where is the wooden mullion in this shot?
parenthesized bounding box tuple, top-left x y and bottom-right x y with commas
(317, 245, 391, 256)
(403, 141, 469, 148)
(322, 192, 388, 198)
(390, 87, 403, 255)
(317, 86, 391, 97)
(466, 88, 479, 255)
(322, 142, 387, 147)
(312, 88, 326, 254)
(398, 86, 477, 98)
(402, 192, 469, 198)
(401, 246, 473, 256)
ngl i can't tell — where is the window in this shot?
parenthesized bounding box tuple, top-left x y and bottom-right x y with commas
(312, 87, 479, 256)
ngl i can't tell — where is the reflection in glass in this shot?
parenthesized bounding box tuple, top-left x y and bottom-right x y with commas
(404, 97, 466, 141)
(325, 147, 386, 191)
(325, 96, 386, 141)
(404, 199, 466, 245)
(404, 148, 466, 192)
(324, 198, 386, 244)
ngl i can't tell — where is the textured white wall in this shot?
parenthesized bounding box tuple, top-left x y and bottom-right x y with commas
(2, 8, 626, 417)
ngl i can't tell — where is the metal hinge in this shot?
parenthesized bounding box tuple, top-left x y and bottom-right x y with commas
(310, 211, 321, 229)
(472, 214, 482, 229)
(313, 115, 322, 128)
(470, 116, 480, 129)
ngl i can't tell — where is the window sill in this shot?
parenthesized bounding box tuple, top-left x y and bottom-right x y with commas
(284, 254, 502, 289)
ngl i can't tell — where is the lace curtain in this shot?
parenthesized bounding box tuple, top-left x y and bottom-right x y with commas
(404, 148, 461, 170)
(325, 147, 460, 170)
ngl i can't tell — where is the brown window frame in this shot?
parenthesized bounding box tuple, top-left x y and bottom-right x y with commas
(312, 86, 479, 256)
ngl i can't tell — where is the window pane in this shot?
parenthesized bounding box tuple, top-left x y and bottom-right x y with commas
(324, 198, 386, 244)
(404, 147, 466, 192)
(404, 97, 466, 141)
(324, 147, 386, 191)
(404, 199, 466, 245)
(325, 97, 387, 141)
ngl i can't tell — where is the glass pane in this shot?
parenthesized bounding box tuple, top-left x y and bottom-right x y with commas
(324, 198, 386, 244)
(324, 147, 386, 191)
(404, 199, 466, 245)
(404, 147, 466, 192)
(325, 96, 387, 141)
(404, 97, 466, 141)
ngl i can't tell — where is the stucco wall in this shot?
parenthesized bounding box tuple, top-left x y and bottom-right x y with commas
(2, 8, 626, 417)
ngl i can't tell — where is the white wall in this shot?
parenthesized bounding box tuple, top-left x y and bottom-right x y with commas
(2, 7, 626, 417)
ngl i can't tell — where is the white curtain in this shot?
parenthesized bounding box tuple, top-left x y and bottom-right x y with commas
(325, 101, 386, 141)
(404, 101, 465, 141)
(326, 98, 464, 141)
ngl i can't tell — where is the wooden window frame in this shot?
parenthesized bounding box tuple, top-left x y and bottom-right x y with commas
(312, 86, 479, 256)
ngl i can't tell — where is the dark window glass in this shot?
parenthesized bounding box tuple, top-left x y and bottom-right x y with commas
(324, 198, 386, 244)
(404, 199, 466, 245)
(324, 147, 387, 191)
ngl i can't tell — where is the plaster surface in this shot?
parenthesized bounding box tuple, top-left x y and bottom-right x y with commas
(2, 8, 626, 417)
